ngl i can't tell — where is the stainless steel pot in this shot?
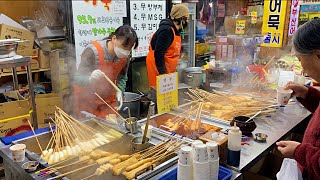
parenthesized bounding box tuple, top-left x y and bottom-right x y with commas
(183, 67, 203, 87)
(125, 117, 138, 134)
(131, 136, 150, 152)
(0, 42, 18, 58)
(177, 60, 189, 83)
(120, 92, 141, 118)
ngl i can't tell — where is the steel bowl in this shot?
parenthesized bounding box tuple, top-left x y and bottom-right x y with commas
(255, 133, 268, 142)
(0, 42, 18, 58)
(22, 161, 39, 172)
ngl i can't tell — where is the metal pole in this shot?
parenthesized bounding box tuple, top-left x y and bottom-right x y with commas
(12, 67, 19, 90)
(26, 63, 38, 129)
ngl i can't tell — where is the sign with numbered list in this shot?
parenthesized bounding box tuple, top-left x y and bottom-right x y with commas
(261, 0, 288, 48)
(156, 72, 178, 114)
(130, 0, 166, 58)
(72, 0, 124, 68)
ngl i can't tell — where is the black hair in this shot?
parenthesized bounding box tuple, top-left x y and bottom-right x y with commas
(293, 18, 320, 54)
(104, 25, 139, 49)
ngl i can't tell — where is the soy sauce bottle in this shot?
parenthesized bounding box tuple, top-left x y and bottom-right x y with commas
(227, 123, 242, 166)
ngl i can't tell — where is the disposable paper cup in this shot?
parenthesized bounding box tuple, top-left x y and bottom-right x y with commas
(191, 140, 203, 159)
(141, 125, 153, 138)
(178, 161, 192, 180)
(276, 87, 293, 105)
(206, 141, 219, 161)
(179, 146, 193, 165)
(10, 144, 26, 162)
(297, 75, 306, 85)
(193, 160, 210, 180)
(209, 158, 219, 180)
(194, 144, 208, 162)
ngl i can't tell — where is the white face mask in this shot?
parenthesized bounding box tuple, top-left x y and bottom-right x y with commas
(114, 46, 130, 58)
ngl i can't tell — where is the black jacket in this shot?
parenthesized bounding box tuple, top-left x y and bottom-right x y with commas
(150, 19, 180, 74)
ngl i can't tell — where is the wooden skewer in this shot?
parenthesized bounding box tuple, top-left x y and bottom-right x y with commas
(26, 119, 43, 152)
(81, 174, 96, 180)
(91, 90, 125, 121)
(103, 74, 121, 93)
(46, 163, 96, 180)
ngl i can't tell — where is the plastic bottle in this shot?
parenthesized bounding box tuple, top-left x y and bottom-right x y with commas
(227, 123, 242, 166)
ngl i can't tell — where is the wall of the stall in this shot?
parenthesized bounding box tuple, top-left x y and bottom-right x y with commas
(0, 1, 58, 22)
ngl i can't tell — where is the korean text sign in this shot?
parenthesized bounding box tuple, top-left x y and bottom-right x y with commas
(261, 0, 287, 47)
(156, 73, 178, 114)
(130, 1, 166, 58)
(72, 0, 124, 68)
(288, 0, 300, 36)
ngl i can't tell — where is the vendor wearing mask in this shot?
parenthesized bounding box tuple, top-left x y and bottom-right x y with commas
(276, 19, 320, 179)
(74, 25, 138, 118)
(146, 4, 189, 88)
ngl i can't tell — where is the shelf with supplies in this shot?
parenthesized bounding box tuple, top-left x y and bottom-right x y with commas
(0, 68, 51, 77)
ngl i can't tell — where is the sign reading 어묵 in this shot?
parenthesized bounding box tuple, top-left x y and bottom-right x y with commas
(261, 0, 287, 47)
(156, 73, 178, 114)
(130, 1, 166, 58)
(72, 0, 124, 68)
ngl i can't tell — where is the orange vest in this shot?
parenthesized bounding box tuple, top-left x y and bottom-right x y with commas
(146, 27, 181, 88)
(73, 41, 127, 118)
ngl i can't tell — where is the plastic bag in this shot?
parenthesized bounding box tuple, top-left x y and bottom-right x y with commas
(277, 158, 303, 180)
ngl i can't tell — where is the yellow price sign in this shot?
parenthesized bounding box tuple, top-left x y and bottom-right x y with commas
(235, 20, 246, 35)
(156, 72, 178, 114)
(299, 13, 309, 21)
(309, 13, 320, 20)
(251, 11, 257, 24)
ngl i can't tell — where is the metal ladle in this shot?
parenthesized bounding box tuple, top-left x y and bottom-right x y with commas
(123, 107, 131, 118)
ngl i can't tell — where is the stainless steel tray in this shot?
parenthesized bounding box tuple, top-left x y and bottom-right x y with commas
(13, 118, 179, 180)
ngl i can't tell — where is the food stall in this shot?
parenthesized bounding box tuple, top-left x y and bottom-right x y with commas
(0, 0, 319, 180)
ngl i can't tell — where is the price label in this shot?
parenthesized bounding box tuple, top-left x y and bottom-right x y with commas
(251, 11, 257, 24)
(156, 73, 178, 114)
(235, 20, 246, 35)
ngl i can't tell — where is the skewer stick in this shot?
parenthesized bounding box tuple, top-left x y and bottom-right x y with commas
(103, 74, 121, 93)
(26, 119, 43, 152)
(81, 174, 96, 180)
(90, 90, 125, 121)
(46, 163, 96, 180)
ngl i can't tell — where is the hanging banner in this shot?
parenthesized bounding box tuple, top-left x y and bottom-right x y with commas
(235, 20, 246, 34)
(72, 0, 124, 67)
(288, 0, 300, 36)
(156, 72, 178, 114)
(130, 1, 166, 58)
(261, 0, 287, 47)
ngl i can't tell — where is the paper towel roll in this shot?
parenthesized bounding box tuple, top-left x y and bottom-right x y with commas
(178, 161, 192, 180)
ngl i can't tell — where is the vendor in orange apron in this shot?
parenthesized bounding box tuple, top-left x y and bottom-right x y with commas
(73, 25, 138, 118)
(146, 4, 189, 88)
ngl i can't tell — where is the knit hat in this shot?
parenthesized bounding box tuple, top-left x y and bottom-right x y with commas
(170, 4, 189, 19)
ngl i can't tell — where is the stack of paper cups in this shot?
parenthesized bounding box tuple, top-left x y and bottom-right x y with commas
(191, 140, 204, 160)
(178, 146, 193, 180)
(193, 160, 210, 180)
(207, 142, 219, 180)
(194, 144, 208, 162)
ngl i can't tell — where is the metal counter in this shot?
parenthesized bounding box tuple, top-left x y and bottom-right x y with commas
(139, 99, 311, 174)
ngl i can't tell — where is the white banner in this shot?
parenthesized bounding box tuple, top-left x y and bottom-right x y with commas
(130, 1, 166, 58)
(72, 0, 124, 67)
(288, 0, 300, 36)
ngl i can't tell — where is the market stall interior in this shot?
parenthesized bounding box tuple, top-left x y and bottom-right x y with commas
(0, 0, 319, 180)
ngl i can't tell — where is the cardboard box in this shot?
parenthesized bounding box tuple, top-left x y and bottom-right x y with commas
(36, 93, 62, 124)
(38, 50, 50, 69)
(17, 49, 39, 57)
(0, 23, 35, 52)
(0, 91, 31, 137)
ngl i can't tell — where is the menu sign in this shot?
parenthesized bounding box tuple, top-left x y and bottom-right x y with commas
(72, 0, 123, 67)
(156, 73, 178, 114)
(130, 0, 166, 58)
(261, 0, 287, 47)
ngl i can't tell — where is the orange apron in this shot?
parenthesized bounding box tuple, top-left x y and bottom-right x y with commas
(74, 41, 127, 118)
(146, 27, 181, 88)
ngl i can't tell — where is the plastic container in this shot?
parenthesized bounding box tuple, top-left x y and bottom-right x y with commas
(227, 123, 242, 166)
(157, 165, 232, 180)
